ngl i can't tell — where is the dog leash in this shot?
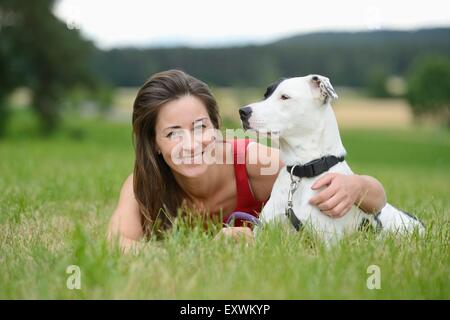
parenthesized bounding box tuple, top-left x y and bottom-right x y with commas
(224, 170, 303, 231)
(225, 211, 262, 228)
(285, 155, 345, 231)
(286, 165, 303, 231)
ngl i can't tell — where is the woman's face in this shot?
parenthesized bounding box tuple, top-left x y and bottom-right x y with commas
(155, 95, 217, 178)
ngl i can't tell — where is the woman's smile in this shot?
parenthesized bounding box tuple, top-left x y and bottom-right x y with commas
(179, 150, 205, 163)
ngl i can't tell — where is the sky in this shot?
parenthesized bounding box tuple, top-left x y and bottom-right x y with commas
(54, 0, 450, 49)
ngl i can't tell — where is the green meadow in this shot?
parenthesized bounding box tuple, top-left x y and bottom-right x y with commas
(0, 105, 449, 299)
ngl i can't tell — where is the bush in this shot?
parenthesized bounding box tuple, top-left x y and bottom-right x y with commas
(407, 55, 450, 127)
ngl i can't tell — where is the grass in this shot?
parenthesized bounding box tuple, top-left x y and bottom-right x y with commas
(0, 109, 449, 299)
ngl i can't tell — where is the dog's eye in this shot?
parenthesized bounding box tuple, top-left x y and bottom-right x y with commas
(280, 94, 290, 100)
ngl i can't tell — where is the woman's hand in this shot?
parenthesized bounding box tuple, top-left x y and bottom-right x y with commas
(309, 173, 386, 218)
(214, 226, 255, 244)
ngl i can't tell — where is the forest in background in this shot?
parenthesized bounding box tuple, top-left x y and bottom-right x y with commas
(92, 28, 450, 88)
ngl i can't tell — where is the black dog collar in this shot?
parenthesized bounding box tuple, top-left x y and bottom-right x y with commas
(286, 155, 345, 178)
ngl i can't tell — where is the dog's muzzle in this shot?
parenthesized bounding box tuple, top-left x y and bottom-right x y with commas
(239, 106, 252, 130)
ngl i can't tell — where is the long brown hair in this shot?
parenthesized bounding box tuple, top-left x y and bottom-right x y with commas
(132, 69, 221, 238)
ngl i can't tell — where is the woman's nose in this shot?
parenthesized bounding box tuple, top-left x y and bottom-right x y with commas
(181, 130, 203, 153)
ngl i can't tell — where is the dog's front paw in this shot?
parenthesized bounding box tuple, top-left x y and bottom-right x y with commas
(376, 203, 425, 235)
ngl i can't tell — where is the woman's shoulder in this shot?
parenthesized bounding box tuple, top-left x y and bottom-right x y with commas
(218, 138, 283, 176)
(119, 173, 134, 195)
(245, 141, 284, 179)
(117, 173, 138, 209)
(223, 137, 256, 156)
(108, 173, 143, 242)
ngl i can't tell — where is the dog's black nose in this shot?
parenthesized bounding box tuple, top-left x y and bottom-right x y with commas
(239, 106, 252, 120)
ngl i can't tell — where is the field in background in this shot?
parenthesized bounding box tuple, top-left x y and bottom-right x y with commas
(0, 88, 449, 299)
(110, 87, 416, 129)
(7, 86, 424, 129)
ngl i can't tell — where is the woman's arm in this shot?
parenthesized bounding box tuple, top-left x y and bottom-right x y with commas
(107, 174, 145, 253)
(309, 173, 387, 218)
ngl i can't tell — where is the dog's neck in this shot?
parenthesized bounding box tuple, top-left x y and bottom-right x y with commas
(279, 104, 346, 166)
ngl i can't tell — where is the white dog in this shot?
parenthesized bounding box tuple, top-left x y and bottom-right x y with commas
(239, 75, 425, 243)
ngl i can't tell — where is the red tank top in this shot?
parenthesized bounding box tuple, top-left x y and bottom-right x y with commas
(222, 138, 267, 227)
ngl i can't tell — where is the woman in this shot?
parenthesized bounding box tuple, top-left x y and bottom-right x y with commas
(108, 70, 386, 251)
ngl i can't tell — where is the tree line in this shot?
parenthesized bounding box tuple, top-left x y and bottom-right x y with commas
(92, 28, 450, 88)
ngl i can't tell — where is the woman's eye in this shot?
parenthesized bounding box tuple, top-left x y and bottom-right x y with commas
(166, 130, 182, 138)
(280, 94, 290, 100)
(193, 124, 207, 131)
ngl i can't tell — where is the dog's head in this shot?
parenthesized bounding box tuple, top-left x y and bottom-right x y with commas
(239, 75, 338, 135)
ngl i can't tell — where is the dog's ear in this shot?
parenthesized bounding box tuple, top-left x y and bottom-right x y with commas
(311, 75, 338, 104)
(264, 77, 287, 100)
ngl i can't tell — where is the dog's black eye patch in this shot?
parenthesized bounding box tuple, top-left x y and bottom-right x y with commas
(264, 77, 287, 100)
